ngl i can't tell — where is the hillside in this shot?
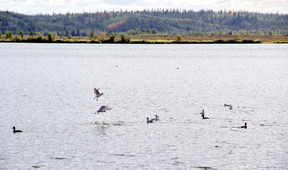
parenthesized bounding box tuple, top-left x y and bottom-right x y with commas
(1, 9, 288, 36)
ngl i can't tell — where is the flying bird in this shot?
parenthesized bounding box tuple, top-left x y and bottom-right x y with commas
(95, 106, 112, 114)
(94, 88, 103, 101)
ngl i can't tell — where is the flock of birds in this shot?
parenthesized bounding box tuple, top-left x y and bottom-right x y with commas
(147, 115, 160, 123)
(12, 87, 247, 133)
(92, 87, 247, 128)
(200, 106, 247, 129)
(93, 88, 112, 114)
(93, 87, 161, 124)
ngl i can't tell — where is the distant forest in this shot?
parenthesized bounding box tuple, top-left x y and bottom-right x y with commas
(1, 9, 288, 36)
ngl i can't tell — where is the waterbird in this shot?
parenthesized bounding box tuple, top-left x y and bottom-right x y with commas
(12, 126, 22, 133)
(202, 114, 209, 119)
(200, 109, 205, 115)
(241, 122, 247, 129)
(147, 117, 155, 123)
(95, 106, 112, 114)
(94, 88, 103, 101)
(224, 104, 233, 109)
(155, 115, 160, 121)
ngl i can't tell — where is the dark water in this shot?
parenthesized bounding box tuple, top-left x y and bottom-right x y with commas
(0, 43, 287, 169)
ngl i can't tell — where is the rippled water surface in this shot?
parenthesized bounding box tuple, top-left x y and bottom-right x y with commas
(0, 43, 287, 170)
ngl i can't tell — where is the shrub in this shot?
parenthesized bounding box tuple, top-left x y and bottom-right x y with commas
(120, 34, 130, 43)
(109, 32, 116, 42)
(100, 32, 106, 42)
(176, 34, 182, 42)
(5, 31, 12, 39)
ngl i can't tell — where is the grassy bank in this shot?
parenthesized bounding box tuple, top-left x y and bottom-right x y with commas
(1, 35, 287, 44)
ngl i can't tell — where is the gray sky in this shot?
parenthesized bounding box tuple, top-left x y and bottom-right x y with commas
(1, 0, 287, 14)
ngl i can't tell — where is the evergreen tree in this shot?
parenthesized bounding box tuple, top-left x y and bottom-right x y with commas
(89, 30, 95, 39)
(29, 30, 34, 37)
(19, 30, 24, 38)
(152, 28, 157, 34)
(0, 10, 287, 36)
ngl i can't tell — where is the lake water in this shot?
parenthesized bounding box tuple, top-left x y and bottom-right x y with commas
(0, 43, 287, 170)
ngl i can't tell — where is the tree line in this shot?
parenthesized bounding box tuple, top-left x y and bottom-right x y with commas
(1, 9, 288, 37)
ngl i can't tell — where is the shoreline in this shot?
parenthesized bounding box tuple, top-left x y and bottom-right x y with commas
(1, 35, 287, 44)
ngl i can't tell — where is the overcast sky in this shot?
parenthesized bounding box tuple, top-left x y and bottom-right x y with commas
(1, 0, 287, 15)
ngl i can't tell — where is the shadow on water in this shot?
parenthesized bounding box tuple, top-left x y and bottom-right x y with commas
(94, 121, 125, 126)
(93, 124, 111, 136)
(50, 157, 67, 160)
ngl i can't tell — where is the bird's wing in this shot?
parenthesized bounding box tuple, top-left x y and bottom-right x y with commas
(103, 106, 112, 111)
(97, 106, 106, 112)
(94, 88, 100, 95)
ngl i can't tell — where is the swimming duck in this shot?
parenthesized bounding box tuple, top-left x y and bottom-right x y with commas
(147, 117, 155, 123)
(94, 88, 103, 101)
(224, 104, 233, 109)
(155, 115, 160, 121)
(95, 106, 112, 114)
(200, 109, 205, 115)
(12, 126, 22, 133)
(202, 114, 209, 119)
(241, 122, 247, 129)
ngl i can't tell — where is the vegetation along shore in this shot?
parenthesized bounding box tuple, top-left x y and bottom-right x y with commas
(1, 9, 287, 43)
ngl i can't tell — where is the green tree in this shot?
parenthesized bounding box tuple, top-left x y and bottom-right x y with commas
(5, 31, 12, 39)
(47, 32, 53, 42)
(0, 32, 2, 38)
(89, 30, 95, 39)
(109, 32, 116, 42)
(120, 33, 130, 43)
(19, 30, 24, 38)
(151, 28, 157, 34)
(29, 30, 34, 37)
(71, 29, 76, 36)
